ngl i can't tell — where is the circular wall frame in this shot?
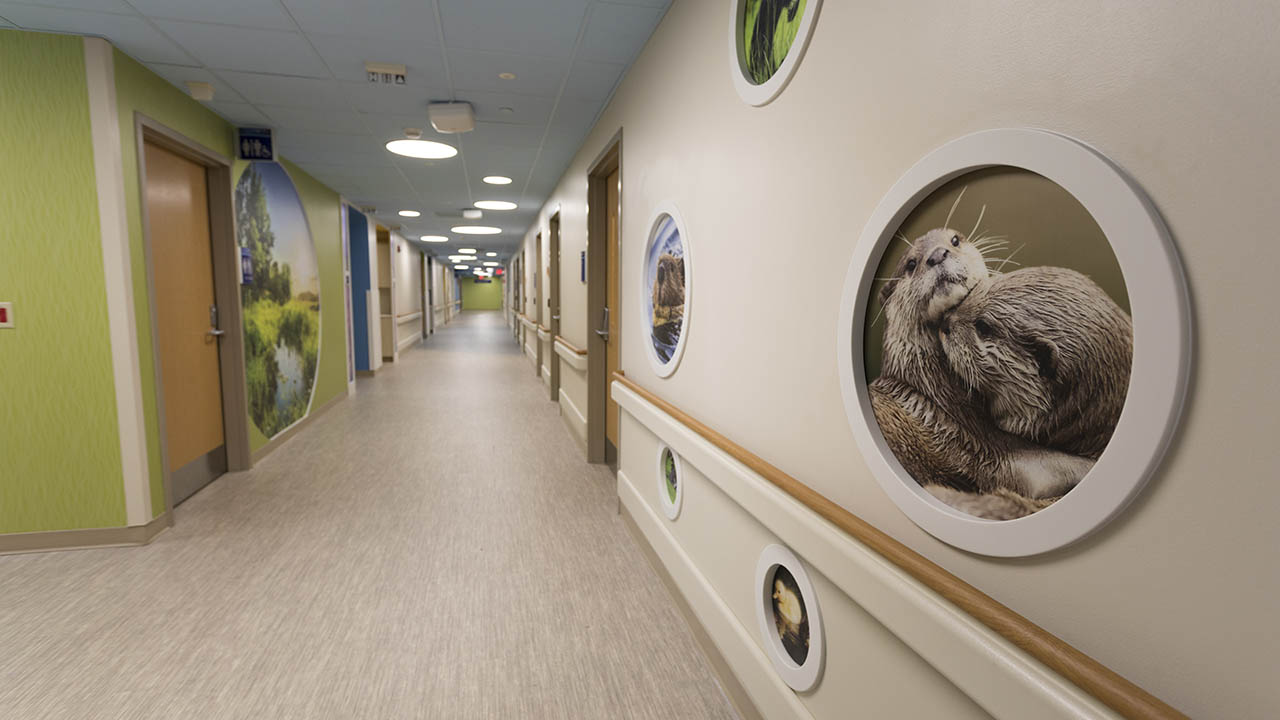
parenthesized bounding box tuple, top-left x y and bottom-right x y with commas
(755, 544, 824, 692)
(730, 0, 824, 107)
(837, 128, 1191, 557)
(657, 443, 684, 520)
(642, 204, 693, 378)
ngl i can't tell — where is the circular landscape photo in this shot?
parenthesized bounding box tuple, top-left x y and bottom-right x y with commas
(741, 0, 809, 85)
(770, 565, 809, 665)
(235, 161, 321, 440)
(644, 214, 687, 370)
(863, 167, 1132, 521)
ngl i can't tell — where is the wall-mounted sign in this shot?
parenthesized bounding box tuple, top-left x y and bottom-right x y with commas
(239, 246, 253, 285)
(237, 127, 275, 161)
(580, 250, 587, 283)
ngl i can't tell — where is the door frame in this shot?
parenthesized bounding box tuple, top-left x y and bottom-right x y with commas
(134, 113, 251, 519)
(548, 212, 562, 402)
(586, 130, 622, 464)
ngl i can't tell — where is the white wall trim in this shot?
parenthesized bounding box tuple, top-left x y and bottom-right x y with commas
(537, 327, 551, 342)
(613, 381, 1119, 719)
(619, 470, 815, 720)
(524, 342, 537, 365)
(541, 367, 551, 387)
(520, 315, 536, 330)
(84, 37, 151, 526)
(558, 387, 588, 451)
(554, 339, 588, 371)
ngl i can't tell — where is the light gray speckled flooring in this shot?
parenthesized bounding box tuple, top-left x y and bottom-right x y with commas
(0, 311, 736, 720)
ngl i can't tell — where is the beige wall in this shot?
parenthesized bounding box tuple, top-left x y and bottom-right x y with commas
(518, 0, 1280, 716)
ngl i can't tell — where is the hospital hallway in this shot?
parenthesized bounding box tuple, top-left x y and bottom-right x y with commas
(0, 311, 736, 719)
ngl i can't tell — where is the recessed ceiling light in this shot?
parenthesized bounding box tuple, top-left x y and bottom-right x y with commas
(386, 139, 457, 159)
(498, 107, 514, 116)
(459, 248, 477, 253)
(421, 235, 448, 242)
(483, 262, 499, 267)
(498, 72, 517, 80)
(483, 176, 512, 185)
(486, 252, 497, 257)
(398, 210, 420, 217)
(451, 226, 501, 235)
(475, 200, 517, 211)
(454, 264, 469, 269)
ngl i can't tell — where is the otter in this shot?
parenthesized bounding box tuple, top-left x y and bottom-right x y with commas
(653, 254, 685, 310)
(870, 229, 1094, 499)
(939, 266, 1133, 459)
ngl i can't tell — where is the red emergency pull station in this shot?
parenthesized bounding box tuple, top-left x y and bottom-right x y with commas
(0, 302, 12, 328)
(0, 307, 7, 324)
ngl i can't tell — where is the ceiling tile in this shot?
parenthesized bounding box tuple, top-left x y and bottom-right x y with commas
(547, 96, 605, 139)
(153, 20, 327, 76)
(464, 121, 546, 148)
(220, 72, 350, 109)
(145, 62, 247, 102)
(282, 0, 438, 43)
(361, 113, 459, 144)
(207, 101, 272, 126)
(344, 82, 447, 117)
(455, 90, 555, 126)
(0, 4, 195, 64)
(8, 0, 133, 11)
(446, 48, 567, 96)
(261, 106, 369, 134)
(0, 16, 11, 26)
(562, 60, 623, 100)
(438, 0, 588, 57)
(307, 31, 447, 87)
(128, 0, 294, 30)
(578, 3, 664, 64)
(460, 143, 537, 181)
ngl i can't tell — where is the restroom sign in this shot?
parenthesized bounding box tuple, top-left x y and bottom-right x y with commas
(238, 127, 275, 161)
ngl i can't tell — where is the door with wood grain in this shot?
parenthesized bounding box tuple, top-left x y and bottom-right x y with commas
(605, 167, 621, 452)
(145, 141, 227, 505)
(549, 214, 561, 401)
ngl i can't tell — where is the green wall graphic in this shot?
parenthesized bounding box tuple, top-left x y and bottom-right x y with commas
(460, 276, 504, 310)
(0, 31, 127, 532)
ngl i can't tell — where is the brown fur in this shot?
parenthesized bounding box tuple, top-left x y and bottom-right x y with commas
(924, 484, 1056, 521)
(653, 254, 684, 310)
(870, 229, 1094, 499)
(939, 267, 1132, 459)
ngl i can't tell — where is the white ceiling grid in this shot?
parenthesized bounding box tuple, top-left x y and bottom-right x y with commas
(0, 0, 670, 261)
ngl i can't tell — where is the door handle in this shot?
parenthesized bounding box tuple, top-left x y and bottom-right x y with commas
(552, 315, 561, 320)
(594, 307, 610, 342)
(207, 328, 225, 338)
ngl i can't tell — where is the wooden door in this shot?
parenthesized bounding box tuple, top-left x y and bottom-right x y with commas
(605, 167, 621, 448)
(535, 234, 543, 376)
(145, 141, 226, 503)
(549, 215, 561, 400)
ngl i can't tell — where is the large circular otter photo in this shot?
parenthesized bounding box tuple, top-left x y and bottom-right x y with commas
(863, 167, 1132, 521)
(643, 209, 691, 377)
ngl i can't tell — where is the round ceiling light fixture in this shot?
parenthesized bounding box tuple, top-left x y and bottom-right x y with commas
(483, 262, 499, 267)
(483, 175, 512, 185)
(485, 252, 497, 257)
(420, 235, 448, 243)
(454, 264, 469, 270)
(451, 226, 501, 235)
(498, 72, 517, 80)
(398, 210, 421, 217)
(475, 200, 517, 211)
(459, 247, 477, 254)
(386, 128, 457, 159)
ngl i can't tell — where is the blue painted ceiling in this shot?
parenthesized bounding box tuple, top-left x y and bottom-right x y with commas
(0, 0, 670, 261)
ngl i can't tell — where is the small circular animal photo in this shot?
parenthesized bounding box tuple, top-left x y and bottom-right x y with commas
(731, 0, 822, 106)
(643, 209, 691, 376)
(863, 166, 1132, 521)
(657, 444, 683, 520)
(755, 544, 824, 691)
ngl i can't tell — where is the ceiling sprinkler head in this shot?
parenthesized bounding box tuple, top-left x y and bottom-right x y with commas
(404, 128, 423, 139)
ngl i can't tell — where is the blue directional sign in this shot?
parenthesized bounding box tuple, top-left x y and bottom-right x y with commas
(237, 127, 275, 161)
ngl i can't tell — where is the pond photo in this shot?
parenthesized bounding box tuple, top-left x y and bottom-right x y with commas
(236, 161, 320, 440)
(771, 565, 809, 665)
(741, 0, 808, 84)
(863, 167, 1132, 521)
(644, 214, 686, 369)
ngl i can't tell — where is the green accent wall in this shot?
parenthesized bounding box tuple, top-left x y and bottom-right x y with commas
(0, 31, 127, 532)
(461, 277, 504, 310)
(114, 48, 235, 515)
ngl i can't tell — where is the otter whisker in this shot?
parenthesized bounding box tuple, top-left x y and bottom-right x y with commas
(994, 244, 1026, 273)
(943, 186, 968, 231)
(968, 204, 987, 243)
(894, 232, 914, 249)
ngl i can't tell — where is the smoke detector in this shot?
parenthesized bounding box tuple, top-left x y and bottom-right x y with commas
(428, 102, 475, 134)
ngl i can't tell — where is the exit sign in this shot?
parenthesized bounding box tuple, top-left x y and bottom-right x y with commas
(237, 127, 275, 161)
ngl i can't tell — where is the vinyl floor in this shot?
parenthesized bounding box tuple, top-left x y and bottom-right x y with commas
(0, 310, 737, 720)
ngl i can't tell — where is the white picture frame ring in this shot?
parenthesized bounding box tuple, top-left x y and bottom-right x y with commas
(836, 128, 1192, 557)
(643, 203, 693, 378)
(729, 0, 825, 107)
(656, 443, 684, 520)
(754, 544, 825, 692)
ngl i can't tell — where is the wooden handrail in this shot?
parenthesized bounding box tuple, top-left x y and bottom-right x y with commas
(537, 324, 551, 333)
(611, 370, 1183, 720)
(555, 335, 587, 356)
